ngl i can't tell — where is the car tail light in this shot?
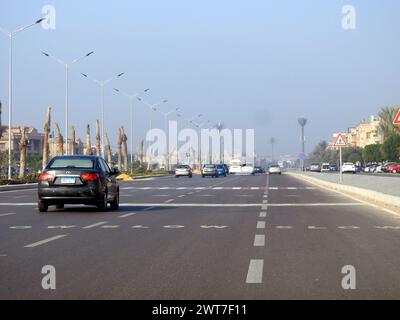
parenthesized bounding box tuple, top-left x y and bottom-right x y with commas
(39, 172, 55, 181)
(81, 173, 99, 181)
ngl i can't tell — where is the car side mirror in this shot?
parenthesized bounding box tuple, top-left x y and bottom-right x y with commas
(111, 168, 120, 176)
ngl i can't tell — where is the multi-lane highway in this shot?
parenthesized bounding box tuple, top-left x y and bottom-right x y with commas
(1, 173, 400, 299)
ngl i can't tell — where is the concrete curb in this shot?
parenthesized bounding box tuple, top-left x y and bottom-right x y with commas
(287, 172, 400, 214)
(0, 183, 38, 192)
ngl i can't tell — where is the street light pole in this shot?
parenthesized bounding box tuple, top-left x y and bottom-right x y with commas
(298, 117, 308, 171)
(0, 18, 45, 180)
(270, 137, 276, 162)
(81, 72, 124, 158)
(42, 51, 94, 155)
(113, 88, 150, 173)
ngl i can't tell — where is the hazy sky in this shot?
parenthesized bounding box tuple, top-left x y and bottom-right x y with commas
(0, 0, 399, 158)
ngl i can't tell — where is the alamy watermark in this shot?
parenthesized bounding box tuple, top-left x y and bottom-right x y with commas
(145, 121, 255, 166)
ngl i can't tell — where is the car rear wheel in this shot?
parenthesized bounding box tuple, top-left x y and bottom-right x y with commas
(97, 191, 108, 211)
(110, 191, 119, 210)
(38, 201, 48, 213)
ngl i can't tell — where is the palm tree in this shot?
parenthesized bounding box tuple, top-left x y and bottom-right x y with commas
(379, 106, 400, 138)
(117, 127, 122, 170)
(42, 107, 51, 169)
(121, 126, 128, 171)
(70, 125, 76, 155)
(105, 132, 112, 167)
(95, 120, 101, 156)
(19, 126, 28, 178)
(54, 122, 64, 156)
(85, 124, 93, 155)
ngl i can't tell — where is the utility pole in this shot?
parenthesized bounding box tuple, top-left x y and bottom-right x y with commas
(298, 117, 307, 171)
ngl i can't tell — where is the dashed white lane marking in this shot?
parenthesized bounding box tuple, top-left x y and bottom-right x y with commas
(163, 225, 185, 229)
(178, 195, 186, 198)
(200, 225, 228, 229)
(0, 254, 7, 257)
(101, 225, 120, 229)
(118, 212, 136, 218)
(0, 213, 16, 217)
(131, 225, 150, 229)
(9, 226, 32, 229)
(232, 187, 242, 190)
(308, 226, 327, 230)
(338, 226, 360, 230)
(374, 226, 400, 229)
(259, 212, 267, 218)
(263, 200, 268, 204)
(164, 199, 174, 203)
(142, 206, 155, 211)
(275, 226, 294, 229)
(48, 225, 76, 229)
(246, 260, 264, 284)
(257, 221, 266, 229)
(254, 235, 265, 247)
(83, 221, 108, 229)
(24, 235, 67, 248)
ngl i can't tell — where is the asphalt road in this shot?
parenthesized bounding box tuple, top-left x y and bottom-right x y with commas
(0, 173, 400, 299)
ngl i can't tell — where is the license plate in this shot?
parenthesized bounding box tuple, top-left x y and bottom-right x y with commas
(60, 177, 75, 184)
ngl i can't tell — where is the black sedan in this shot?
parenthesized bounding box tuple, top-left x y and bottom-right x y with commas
(38, 156, 120, 212)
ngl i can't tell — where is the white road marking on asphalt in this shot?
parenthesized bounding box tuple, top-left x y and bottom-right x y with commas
(338, 226, 360, 229)
(118, 212, 136, 218)
(263, 200, 268, 204)
(142, 206, 155, 211)
(212, 187, 223, 190)
(0, 254, 7, 257)
(122, 203, 266, 207)
(251, 187, 260, 190)
(47, 225, 76, 229)
(0, 203, 36, 206)
(254, 235, 265, 247)
(24, 235, 67, 248)
(165, 199, 174, 203)
(83, 221, 108, 229)
(199, 194, 215, 197)
(160, 187, 170, 190)
(9, 226, 32, 229)
(163, 225, 185, 229)
(257, 221, 266, 229)
(177, 187, 187, 190)
(152, 195, 170, 197)
(275, 226, 294, 229)
(200, 225, 228, 229)
(374, 226, 400, 229)
(308, 226, 327, 230)
(12, 196, 27, 199)
(259, 212, 267, 218)
(132, 225, 150, 229)
(261, 205, 268, 210)
(0, 213, 16, 217)
(246, 260, 264, 284)
(195, 187, 206, 190)
(101, 225, 120, 229)
(232, 187, 241, 190)
(178, 195, 186, 198)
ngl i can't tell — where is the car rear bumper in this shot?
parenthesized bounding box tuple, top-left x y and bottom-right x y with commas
(175, 171, 191, 176)
(38, 184, 103, 204)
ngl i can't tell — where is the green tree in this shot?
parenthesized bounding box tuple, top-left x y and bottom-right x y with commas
(342, 146, 363, 164)
(378, 106, 400, 138)
(362, 144, 383, 163)
(381, 133, 400, 162)
(308, 141, 339, 164)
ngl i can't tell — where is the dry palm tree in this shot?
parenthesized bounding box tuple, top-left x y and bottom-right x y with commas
(54, 121, 64, 156)
(70, 125, 76, 155)
(140, 140, 144, 164)
(19, 126, 28, 178)
(117, 127, 122, 170)
(85, 124, 93, 155)
(96, 120, 101, 156)
(42, 107, 51, 169)
(105, 132, 112, 167)
(121, 126, 128, 171)
(379, 106, 400, 138)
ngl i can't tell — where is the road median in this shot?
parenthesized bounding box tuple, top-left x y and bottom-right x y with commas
(287, 172, 400, 215)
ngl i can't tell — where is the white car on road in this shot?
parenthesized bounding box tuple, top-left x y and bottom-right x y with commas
(342, 162, 356, 174)
(268, 164, 282, 175)
(241, 164, 255, 175)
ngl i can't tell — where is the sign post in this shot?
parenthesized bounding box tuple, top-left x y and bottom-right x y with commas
(334, 133, 348, 183)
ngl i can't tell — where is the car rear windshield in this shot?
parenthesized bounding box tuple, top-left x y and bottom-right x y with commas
(177, 165, 189, 169)
(48, 158, 95, 169)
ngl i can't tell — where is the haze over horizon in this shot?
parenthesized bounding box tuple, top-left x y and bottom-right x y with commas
(1, 0, 399, 159)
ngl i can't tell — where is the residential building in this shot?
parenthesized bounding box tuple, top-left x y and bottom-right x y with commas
(0, 126, 44, 156)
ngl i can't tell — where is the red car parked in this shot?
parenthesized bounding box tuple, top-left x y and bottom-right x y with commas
(386, 163, 400, 174)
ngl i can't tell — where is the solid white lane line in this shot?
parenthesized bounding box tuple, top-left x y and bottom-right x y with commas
(246, 260, 264, 284)
(0, 213, 16, 217)
(24, 235, 67, 248)
(82, 221, 108, 229)
(257, 221, 266, 229)
(254, 235, 265, 247)
(118, 212, 136, 218)
(259, 212, 267, 218)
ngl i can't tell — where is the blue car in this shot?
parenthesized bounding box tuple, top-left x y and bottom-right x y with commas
(216, 164, 227, 177)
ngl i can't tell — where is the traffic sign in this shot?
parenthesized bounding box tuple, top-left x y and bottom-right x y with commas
(298, 152, 306, 161)
(393, 110, 400, 125)
(334, 133, 347, 147)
